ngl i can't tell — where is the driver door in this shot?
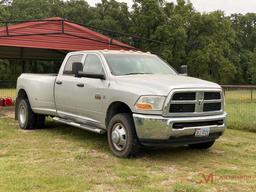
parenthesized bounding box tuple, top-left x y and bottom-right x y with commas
(72, 53, 107, 125)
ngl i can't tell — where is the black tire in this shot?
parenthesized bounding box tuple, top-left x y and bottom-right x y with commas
(189, 140, 215, 149)
(107, 113, 139, 158)
(35, 115, 46, 129)
(17, 98, 37, 129)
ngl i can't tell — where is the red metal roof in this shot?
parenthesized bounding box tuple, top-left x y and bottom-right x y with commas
(0, 17, 135, 51)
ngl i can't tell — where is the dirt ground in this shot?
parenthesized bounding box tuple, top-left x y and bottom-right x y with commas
(0, 106, 15, 118)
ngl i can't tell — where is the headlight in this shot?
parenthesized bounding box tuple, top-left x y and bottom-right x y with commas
(135, 96, 166, 111)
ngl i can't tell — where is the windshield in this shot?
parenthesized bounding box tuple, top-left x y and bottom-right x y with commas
(104, 54, 177, 76)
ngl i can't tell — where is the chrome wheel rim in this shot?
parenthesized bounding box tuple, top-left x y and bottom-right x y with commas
(111, 123, 127, 151)
(19, 103, 26, 125)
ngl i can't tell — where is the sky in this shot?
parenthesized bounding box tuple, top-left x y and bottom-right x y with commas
(86, 0, 256, 15)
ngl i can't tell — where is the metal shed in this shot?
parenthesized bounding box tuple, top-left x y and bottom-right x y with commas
(0, 17, 134, 61)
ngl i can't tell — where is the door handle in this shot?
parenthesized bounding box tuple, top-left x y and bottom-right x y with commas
(56, 81, 62, 85)
(76, 83, 84, 87)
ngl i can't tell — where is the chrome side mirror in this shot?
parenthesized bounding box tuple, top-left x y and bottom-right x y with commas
(180, 65, 188, 76)
(72, 62, 83, 77)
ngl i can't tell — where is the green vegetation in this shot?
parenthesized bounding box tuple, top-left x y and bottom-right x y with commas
(0, 88, 16, 99)
(226, 103, 256, 132)
(0, 117, 255, 192)
(0, 0, 256, 84)
(225, 89, 256, 132)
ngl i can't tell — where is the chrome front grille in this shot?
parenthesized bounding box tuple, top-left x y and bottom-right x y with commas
(172, 92, 196, 100)
(169, 104, 195, 113)
(203, 103, 221, 112)
(204, 92, 221, 100)
(164, 89, 223, 116)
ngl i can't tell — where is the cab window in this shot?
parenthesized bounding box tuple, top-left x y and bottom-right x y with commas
(63, 54, 83, 75)
(83, 54, 104, 74)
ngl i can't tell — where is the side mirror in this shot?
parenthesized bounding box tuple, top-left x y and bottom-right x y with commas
(72, 62, 83, 77)
(77, 71, 106, 80)
(180, 65, 188, 76)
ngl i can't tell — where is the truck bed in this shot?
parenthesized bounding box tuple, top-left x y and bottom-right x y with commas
(16, 73, 57, 115)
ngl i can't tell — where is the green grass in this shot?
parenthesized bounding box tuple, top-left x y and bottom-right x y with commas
(0, 117, 255, 192)
(226, 103, 256, 131)
(0, 88, 16, 99)
(224, 89, 256, 132)
(224, 89, 256, 103)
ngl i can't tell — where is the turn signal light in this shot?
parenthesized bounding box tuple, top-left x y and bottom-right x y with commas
(135, 103, 153, 110)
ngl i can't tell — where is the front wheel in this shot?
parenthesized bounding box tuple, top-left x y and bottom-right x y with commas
(107, 113, 139, 158)
(189, 140, 215, 149)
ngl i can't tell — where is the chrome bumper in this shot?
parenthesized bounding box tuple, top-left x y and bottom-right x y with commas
(133, 113, 227, 140)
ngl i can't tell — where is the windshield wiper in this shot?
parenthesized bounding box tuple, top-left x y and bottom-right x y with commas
(123, 72, 153, 75)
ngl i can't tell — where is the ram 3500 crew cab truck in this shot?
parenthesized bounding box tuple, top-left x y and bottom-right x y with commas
(16, 50, 227, 157)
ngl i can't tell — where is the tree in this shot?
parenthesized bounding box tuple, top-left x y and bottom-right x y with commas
(230, 13, 256, 84)
(153, 0, 194, 69)
(0, 0, 10, 20)
(186, 11, 236, 83)
(87, 0, 131, 44)
(130, 0, 166, 50)
(0, 0, 255, 84)
(91, 0, 130, 30)
(62, 0, 93, 24)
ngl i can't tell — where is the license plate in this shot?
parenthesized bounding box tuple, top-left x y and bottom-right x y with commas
(195, 127, 210, 137)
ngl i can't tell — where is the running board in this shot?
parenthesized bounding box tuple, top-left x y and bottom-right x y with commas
(53, 117, 106, 134)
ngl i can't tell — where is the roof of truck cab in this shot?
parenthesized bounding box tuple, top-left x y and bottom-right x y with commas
(0, 17, 135, 53)
(70, 50, 152, 55)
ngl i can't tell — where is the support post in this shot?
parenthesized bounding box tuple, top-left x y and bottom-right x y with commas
(5, 22, 9, 36)
(20, 48, 25, 73)
(61, 19, 65, 34)
(251, 88, 253, 103)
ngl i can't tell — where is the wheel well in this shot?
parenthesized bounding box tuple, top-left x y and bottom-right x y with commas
(105, 102, 133, 128)
(17, 89, 28, 99)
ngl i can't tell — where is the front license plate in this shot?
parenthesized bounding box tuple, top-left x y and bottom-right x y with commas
(195, 127, 210, 137)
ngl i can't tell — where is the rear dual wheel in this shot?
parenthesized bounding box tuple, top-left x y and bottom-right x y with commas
(17, 98, 45, 129)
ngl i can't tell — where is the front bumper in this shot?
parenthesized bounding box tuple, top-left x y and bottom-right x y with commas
(133, 113, 227, 145)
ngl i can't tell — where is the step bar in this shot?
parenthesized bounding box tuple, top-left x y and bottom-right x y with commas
(53, 117, 106, 134)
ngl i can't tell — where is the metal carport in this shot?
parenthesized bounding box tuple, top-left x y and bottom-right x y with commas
(0, 17, 134, 61)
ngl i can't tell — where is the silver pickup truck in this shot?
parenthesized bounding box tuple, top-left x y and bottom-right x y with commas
(16, 50, 227, 157)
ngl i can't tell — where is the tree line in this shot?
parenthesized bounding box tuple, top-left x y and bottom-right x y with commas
(0, 0, 256, 84)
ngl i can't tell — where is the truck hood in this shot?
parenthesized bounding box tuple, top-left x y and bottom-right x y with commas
(115, 74, 221, 95)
